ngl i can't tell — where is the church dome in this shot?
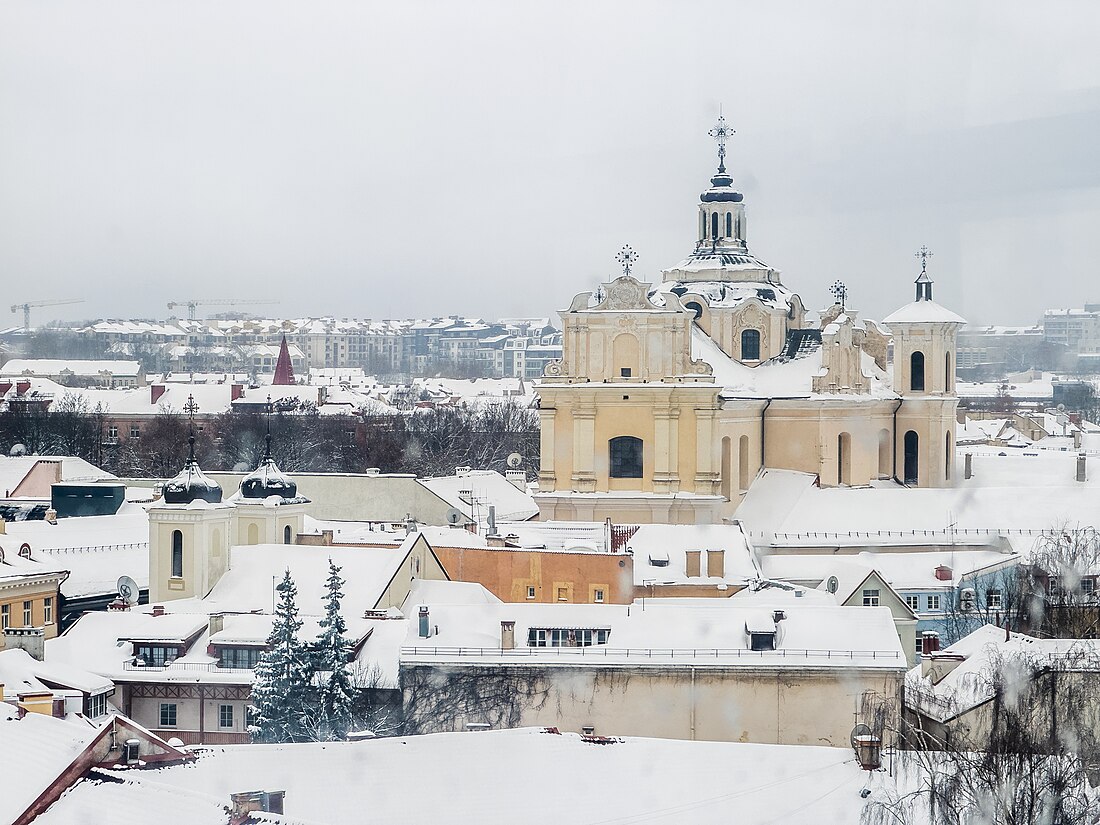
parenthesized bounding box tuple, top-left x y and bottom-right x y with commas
(162, 441, 223, 504)
(239, 435, 297, 499)
(700, 172, 744, 203)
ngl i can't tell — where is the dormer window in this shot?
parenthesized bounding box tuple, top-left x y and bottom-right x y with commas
(528, 627, 610, 648)
(745, 614, 778, 651)
(749, 631, 776, 651)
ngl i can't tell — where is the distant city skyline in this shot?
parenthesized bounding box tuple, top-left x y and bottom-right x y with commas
(2, 1, 1098, 329)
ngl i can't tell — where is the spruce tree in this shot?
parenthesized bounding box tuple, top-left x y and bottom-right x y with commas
(314, 558, 356, 740)
(249, 569, 313, 743)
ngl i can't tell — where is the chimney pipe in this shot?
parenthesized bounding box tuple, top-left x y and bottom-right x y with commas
(418, 605, 430, 638)
(487, 505, 498, 537)
(152, 604, 166, 618)
(500, 620, 515, 650)
(964, 452, 973, 480)
(1074, 430, 1083, 450)
(921, 631, 940, 655)
(1077, 452, 1087, 483)
(150, 385, 166, 405)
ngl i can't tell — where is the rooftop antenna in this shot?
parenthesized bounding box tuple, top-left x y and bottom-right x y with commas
(615, 245, 638, 277)
(182, 393, 200, 463)
(708, 109, 734, 174)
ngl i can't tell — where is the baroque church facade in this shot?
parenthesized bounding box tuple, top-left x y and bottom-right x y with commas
(535, 119, 965, 525)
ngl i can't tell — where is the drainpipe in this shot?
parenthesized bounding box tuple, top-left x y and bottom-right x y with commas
(759, 399, 773, 469)
(891, 398, 904, 483)
(690, 666, 696, 741)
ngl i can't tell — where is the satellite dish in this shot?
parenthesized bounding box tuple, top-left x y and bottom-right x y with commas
(117, 575, 139, 605)
(445, 507, 465, 526)
(850, 723, 872, 750)
(506, 452, 523, 469)
(9, 443, 26, 457)
(826, 576, 839, 594)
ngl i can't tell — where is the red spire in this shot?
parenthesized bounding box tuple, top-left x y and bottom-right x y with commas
(273, 335, 296, 386)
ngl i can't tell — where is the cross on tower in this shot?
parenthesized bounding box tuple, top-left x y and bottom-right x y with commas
(915, 245, 934, 275)
(182, 394, 199, 461)
(708, 112, 735, 174)
(830, 280, 848, 308)
(615, 245, 638, 277)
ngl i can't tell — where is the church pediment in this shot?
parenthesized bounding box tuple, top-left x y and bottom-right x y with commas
(590, 276, 664, 312)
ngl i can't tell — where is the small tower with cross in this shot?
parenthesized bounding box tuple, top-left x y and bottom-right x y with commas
(884, 246, 966, 488)
(148, 394, 237, 602)
(695, 112, 750, 254)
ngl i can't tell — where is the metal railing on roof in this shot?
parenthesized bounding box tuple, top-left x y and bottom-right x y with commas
(757, 529, 1057, 542)
(400, 645, 901, 662)
(122, 660, 254, 673)
(39, 542, 148, 554)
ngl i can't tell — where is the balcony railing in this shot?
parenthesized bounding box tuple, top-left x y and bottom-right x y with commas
(400, 645, 901, 662)
(123, 660, 254, 673)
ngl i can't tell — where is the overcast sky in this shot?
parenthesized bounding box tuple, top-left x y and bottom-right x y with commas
(2, 1, 1099, 328)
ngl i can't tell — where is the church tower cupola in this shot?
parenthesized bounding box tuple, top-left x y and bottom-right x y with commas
(161, 395, 222, 504)
(239, 428, 299, 500)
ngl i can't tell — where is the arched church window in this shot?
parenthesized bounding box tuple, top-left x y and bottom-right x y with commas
(904, 430, 919, 485)
(685, 301, 703, 321)
(711, 212, 719, 240)
(910, 352, 925, 392)
(701, 212, 707, 239)
(741, 329, 761, 361)
(284, 525, 292, 544)
(945, 351, 953, 392)
(171, 530, 183, 578)
(945, 430, 953, 481)
(725, 212, 732, 237)
(609, 436, 643, 479)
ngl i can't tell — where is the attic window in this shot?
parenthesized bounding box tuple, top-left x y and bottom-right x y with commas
(648, 551, 670, 567)
(528, 628, 610, 648)
(749, 632, 776, 652)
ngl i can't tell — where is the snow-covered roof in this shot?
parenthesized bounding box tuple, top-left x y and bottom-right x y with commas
(882, 299, 965, 326)
(37, 728, 890, 825)
(650, 279, 794, 312)
(0, 455, 115, 497)
(0, 647, 114, 697)
(421, 470, 538, 522)
(1, 359, 143, 377)
(400, 599, 905, 670)
(626, 523, 761, 586)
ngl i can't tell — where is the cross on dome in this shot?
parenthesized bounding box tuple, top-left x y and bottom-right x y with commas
(830, 280, 848, 308)
(182, 393, 199, 460)
(615, 245, 638, 276)
(708, 112, 735, 174)
(914, 245, 934, 301)
(915, 245, 934, 275)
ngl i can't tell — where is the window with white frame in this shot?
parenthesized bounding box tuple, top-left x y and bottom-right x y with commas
(219, 704, 234, 728)
(927, 594, 941, 611)
(1, 604, 8, 629)
(986, 589, 1003, 609)
(915, 636, 924, 656)
(22, 600, 31, 626)
(527, 627, 610, 648)
(594, 589, 605, 603)
(526, 586, 535, 600)
(905, 595, 920, 611)
(160, 703, 177, 727)
(1083, 578, 1096, 596)
(130, 424, 141, 439)
(862, 589, 880, 607)
(44, 597, 53, 625)
(86, 692, 107, 719)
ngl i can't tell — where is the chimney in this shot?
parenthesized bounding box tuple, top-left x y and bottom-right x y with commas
(0, 381, 11, 396)
(487, 505, 498, 537)
(500, 620, 515, 650)
(1074, 430, 1083, 450)
(418, 606, 430, 638)
(231, 383, 244, 401)
(230, 791, 285, 824)
(16, 380, 30, 396)
(44, 508, 57, 525)
(706, 549, 725, 579)
(921, 631, 940, 655)
(5, 627, 45, 661)
(151, 604, 166, 618)
(1078, 452, 1087, 483)
(505, 469, 526, 491)
(150, 384, 166, 405)
(934, 565, 953, 582)
(208, 614, 224, 636)
(685, 550, 701, 578)
(0, 517, 5, 535)
(964, 452, 973, 480)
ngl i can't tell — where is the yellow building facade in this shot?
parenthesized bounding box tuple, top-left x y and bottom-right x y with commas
(536, 121, 964, 524)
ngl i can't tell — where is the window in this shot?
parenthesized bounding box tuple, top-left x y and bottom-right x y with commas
(218, 647, 264, 669)
(135, 644, 178, 667)
(23, 600, 32, 626)
(108, 424, 118, 440)
(711, 211, 718, 239)
(171, 530, 184, 578)
(283, 525, 292, 544)
(526, 586, 536, 600)
(741, 329, 761, 361)
(905, 595, 920, 611)
(620, 367, 631, 378)
(594, 589, 605, 604)
(159, 703, 177, 727)
(910, 351, 925, 392)
(986, 589, 1003, 609)
(1083, 578, 1096, 596)
(915, 636, 924, 656)
(85, 692, 108, 719)
(1, 604, 8, 629)
(862, 589, 880, 607)
(927, 594, 941, 611)
(1049, 576, 1062, 598)
(904, 430, 919, 484)
(725, 212, 732, 237)
(219, 704, 234, 729)
(749, 631, 776, 651)
(130, 424, 141, 439)
(556, 587, 568, 602)
(528, 627, 609, 647)
(44, 597, 53, 625)
(609, 436, 643, 479)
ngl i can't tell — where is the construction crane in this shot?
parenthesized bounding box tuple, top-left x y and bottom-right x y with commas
(166, 299, 281, 321)
(10, 298, 85, 332)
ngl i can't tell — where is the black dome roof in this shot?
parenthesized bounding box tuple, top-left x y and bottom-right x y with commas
(239, 433, 297, 499)
(163, 452, 223, 505)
